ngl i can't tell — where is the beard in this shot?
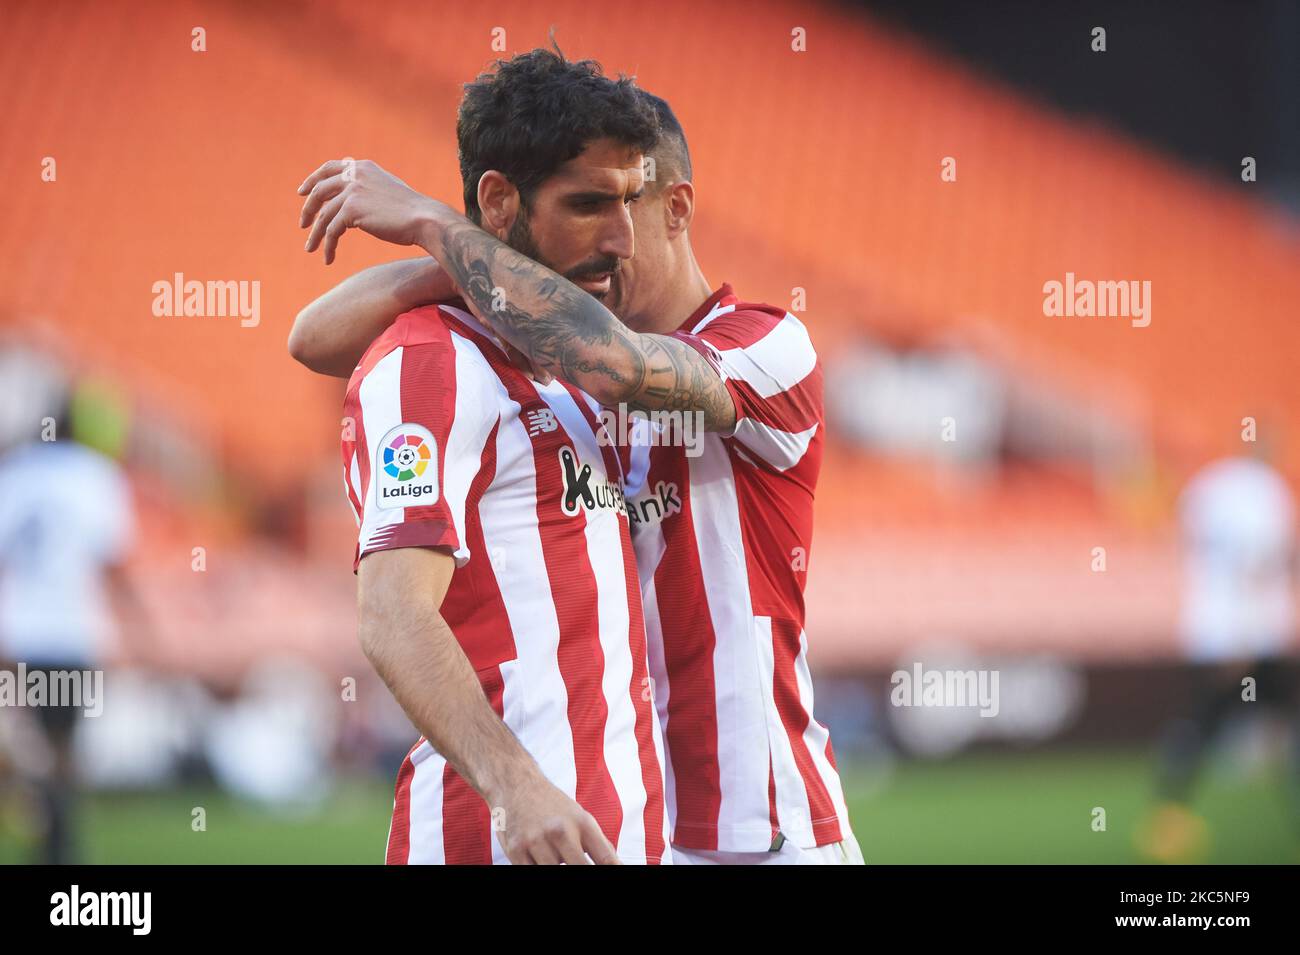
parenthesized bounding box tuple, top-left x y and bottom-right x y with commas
(505, 203, 547, 268)
(506, 204, 622, 308)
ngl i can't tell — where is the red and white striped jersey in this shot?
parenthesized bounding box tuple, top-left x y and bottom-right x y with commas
(341, 302, 669, 865)
(621, 284, 851, 852)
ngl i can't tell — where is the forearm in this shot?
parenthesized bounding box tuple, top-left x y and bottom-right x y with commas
(359, 596, 542, 803)
(293, 156, 735, 426)
(288, 257, 451, 378)
(417, 208, 643, 402)
(416, 206, 736, 429)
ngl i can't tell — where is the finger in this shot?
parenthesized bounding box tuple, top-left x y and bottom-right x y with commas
(502, 841, 534, 866)
(322, 203, 352, 265)
(554, 827, 592, 865)
(504, 343, 551, 385)
(299, 173, 348, 228)
(297, 159, 348, 196)
(528, 839, 561, 865)
(509, 849, 534, 865)
(579, 816, 620, 865)
(504, 343, 536, 380)
(304, 193, 346, 255)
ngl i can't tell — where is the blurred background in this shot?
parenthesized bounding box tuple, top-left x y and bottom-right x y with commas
(0, 0, 1297, 863)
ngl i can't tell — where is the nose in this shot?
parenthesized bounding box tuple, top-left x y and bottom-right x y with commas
(598, 204, 636, 263)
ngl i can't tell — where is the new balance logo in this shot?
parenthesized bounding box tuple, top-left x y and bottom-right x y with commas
(526, 408, 558, 437)
(558, 447, 626, 518)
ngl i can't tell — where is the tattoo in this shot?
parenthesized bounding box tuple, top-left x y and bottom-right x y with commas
(636, 336, 735, 430)
(433, 217, 736, 431)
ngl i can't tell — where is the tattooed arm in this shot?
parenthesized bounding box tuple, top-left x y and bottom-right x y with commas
(295, 159, 736, 431)
(422, 209, 737, 431)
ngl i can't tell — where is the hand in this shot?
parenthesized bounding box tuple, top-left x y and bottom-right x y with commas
(489, 772, 621, 865)
(297, 159, 447, 264)
(504, 341, 553, 386)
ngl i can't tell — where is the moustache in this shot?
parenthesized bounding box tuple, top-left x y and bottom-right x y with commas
(564, 258, 621, 284)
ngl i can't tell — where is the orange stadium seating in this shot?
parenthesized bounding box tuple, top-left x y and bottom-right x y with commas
(1, 0, 1296, 670)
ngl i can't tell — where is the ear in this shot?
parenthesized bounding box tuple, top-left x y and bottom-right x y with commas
(664, 179, 695, 238)
(477, 170, 520, 239)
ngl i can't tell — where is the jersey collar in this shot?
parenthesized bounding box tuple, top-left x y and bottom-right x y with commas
(677, 283, 736, 333)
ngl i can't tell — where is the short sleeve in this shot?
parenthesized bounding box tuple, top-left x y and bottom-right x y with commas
(675, 307, 823, 472)
(345, 320, 495, 571)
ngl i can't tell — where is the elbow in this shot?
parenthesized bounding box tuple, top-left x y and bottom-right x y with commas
(356, 625, 383, 669)
(355, 590, 390, 667)
(287, 308, 344, 377)
(355, 569, 387, 652)
(286, 311, 316, 369)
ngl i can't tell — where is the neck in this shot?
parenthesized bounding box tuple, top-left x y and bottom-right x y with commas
(641, 240, 714, 335)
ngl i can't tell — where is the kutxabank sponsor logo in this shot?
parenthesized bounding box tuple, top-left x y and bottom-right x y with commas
(376, 423, 438, 510)
(558, 446, 627, 518)
(0, 663, 103, 717)
(626, 480, 683, 528)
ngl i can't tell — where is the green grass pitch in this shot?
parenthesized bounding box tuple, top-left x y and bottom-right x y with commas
(1, 750, 1294, 864)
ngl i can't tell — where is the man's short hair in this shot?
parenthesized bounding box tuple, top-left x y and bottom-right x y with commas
(457, 48, 660, 223)
(638, 90, 692, 186)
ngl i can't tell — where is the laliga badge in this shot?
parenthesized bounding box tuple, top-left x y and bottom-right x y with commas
(376, 423, 438, 510)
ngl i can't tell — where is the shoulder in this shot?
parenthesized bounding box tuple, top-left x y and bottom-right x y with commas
(690, 302, 780, 345)
(692, 301, 813, 353)
(348, 304, 497, 394)
(0, 444, 127, 514)
(71, 444, 125, 484)
(346, 305, 504, 437)
(352, 305, 453, 379)
(7, 441, 118, 478)
(693, 302, 819, 395)
(692, 302, 818, 380)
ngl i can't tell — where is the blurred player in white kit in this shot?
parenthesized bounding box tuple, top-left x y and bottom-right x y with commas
(1139, 447, 1300, 860)
(0, 377, 151, 863)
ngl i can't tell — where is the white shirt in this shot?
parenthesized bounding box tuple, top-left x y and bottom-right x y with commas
(1178, 456, 1296, 660)
(0, 441, 134, 664)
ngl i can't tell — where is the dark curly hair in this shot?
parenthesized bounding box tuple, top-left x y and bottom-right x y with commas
(457, 48, 660, 224)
